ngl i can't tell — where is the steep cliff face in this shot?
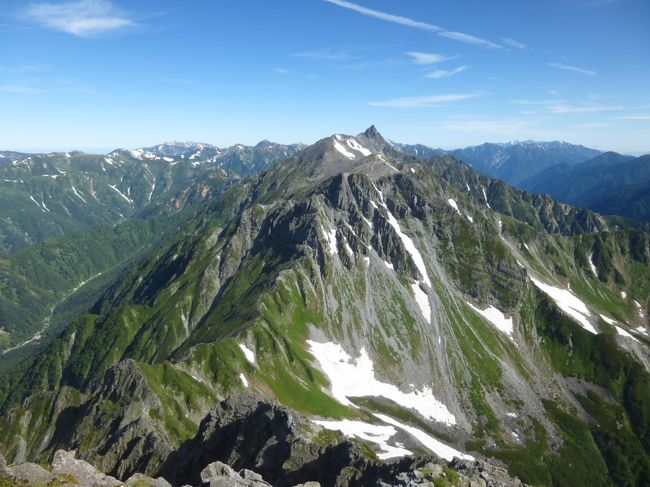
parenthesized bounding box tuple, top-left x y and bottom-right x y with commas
(1, 128, 649, 487)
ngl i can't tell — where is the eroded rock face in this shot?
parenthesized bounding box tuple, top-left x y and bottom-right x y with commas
(52, 450, 122, 487)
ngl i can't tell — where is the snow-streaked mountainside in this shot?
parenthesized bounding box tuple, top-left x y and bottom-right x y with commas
(0, 141, 303, 253)
(1, 127, 649, 487)
(395, 140, 601, 185)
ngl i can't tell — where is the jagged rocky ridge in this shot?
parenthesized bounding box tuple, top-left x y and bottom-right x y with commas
(1, 392, 529, 487)
(0, 127, 649, 486)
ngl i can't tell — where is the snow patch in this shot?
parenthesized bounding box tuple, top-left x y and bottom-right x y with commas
(381, 201, 431, 287)
(615, 326, 639, 342)
(621, 291, 627, 299)
(588, 252, 598, 277)
(530, 277, 597, 334)
(239, 373, 249, 387)
(239, 343, 255, 364)
(308, 341, 456, 425)
(333, 140, 355, 159)
(599, 314, 616, 325)
(375, 414, 474, 461)
(313, 419, 412, 460)
(447, 199, 461, 216)
(323, 226, 338, 256)
(345, 137, 372, 156)
(634, 300, 645, 319)
(108, 185, 133, 204)
(411, 282, 431, 324)
(467, 303, 514, 338)
(482, 187, 491, 208)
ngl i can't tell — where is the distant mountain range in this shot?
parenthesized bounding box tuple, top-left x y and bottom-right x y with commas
(393, 140, 603, 185)
(520, 152, 650, 222)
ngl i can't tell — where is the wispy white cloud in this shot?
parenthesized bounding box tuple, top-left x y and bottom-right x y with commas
(438, 31, 500, 49)
(321, 0, 500, 48)
(548, 62, 597, 76)
(0, 84, 43, 94)
(368, 93, 479, 108)
(405, 52, 455, 65)
(549, 103, 624, 114)
(275, 68, 290, 75)
(615, 114, 650, 120)
(24, 0, 135, 37)
(501, 37, 526, 49)
(321, 0, 442, 32)
(425, 66, 467, 79)
(292, 49, 350, 60)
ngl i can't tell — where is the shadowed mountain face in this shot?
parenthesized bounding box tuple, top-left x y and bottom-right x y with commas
(520, 152, 650, 222)
(0, 128, 649, 487)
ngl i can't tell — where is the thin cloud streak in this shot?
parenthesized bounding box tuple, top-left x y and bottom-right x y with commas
(321, 0, 501, 48)
(501, 37, 526, 49)
(549, 103, 624, 113)
(368, 93, 479, 108)
(24, 0, 136, 37)
(292, 49, 351, 60)
(321, 0, 442, 32)
(548, 62, 597, 76)
(425, 66, 467, 79)
(405, 52, 455, 65)
(616, 114, 650, 120)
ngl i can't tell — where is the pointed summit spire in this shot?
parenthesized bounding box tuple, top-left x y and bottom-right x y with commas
(363, 125, 381, 140)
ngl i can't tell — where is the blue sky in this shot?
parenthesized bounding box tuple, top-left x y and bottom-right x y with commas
(1, 0, 649, 153)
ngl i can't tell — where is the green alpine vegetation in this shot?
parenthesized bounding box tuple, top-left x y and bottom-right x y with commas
(0, 127, 648, 487)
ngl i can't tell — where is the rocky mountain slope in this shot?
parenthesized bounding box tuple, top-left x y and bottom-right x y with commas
(0, 127, 648, 487)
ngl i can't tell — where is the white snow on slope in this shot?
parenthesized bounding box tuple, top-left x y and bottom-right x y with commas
(239, 343, 255, 363)
(108, 185, 133, 203)
(482, 188, 491, 209)
(345, 138, 372, 156)
(361, 215, 373, 230)
(313, 419, 412, 460)
(148, 179, 156, 202)
(635, 300, 645, 319)
(588, 252, 598, 277)
(333, 140, 355, 159)
(411, 282, 431, 323)
(239, 373, 249, 387)
(467, 303, 514, 338)
(322, 226, 338, 256)
(635, 327, 648, 336)
(530, 277, 597, 334)
(375, 414, 474, 462)
(466, 214, 474, 223)
(307, 340, 456, 425)
(71, 185, 87, 203)
(381, 203, 431, 287)
(621, 291, 627, 299)
(447, 199, 461, 216)
(615, 326, 639, 342)
(599, 314, 616, 325)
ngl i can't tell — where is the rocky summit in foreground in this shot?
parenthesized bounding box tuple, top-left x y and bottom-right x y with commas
(0, 127, 649, 487)
(1, 393, 527, 487)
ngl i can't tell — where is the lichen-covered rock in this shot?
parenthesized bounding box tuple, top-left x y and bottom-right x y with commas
(52, 449, 122, 487)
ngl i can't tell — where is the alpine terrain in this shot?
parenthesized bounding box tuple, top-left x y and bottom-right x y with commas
(1, 127, 649, 487)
